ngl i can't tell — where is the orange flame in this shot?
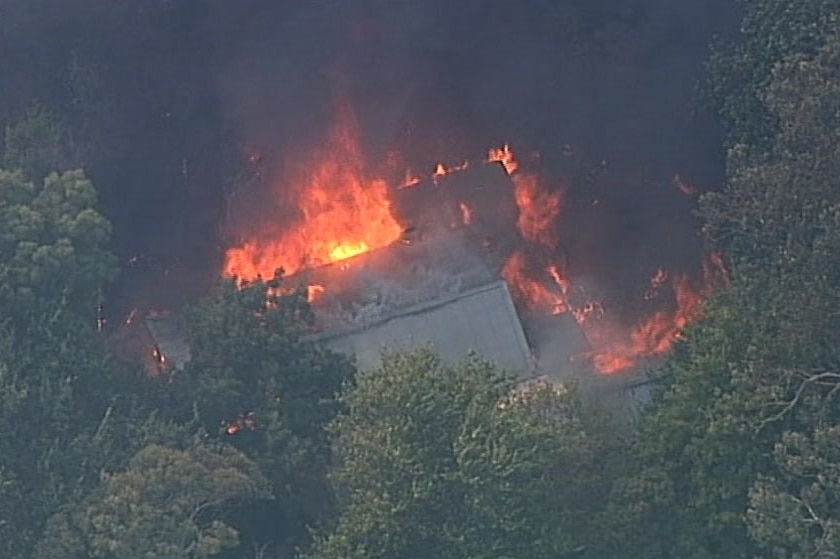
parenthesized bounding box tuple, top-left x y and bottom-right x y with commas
(223, 102, 403, 281)
(502, 253, 569, 315)
(497, 145, 569, 316)
(487, 144, 519, 175)
(400, 170, 422, 189)
(588, 274, 706, 374)
(432, 161, 469, 183)
(492, 144, 723, 375)
(223, 116, 723, 376)
(513, 173, 562, 248)
(433, 163, 448, 181)
(490, 144, 562, 247)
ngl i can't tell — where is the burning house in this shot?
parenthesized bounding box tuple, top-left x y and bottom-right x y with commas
(282, 224, 586, 379)
(113, 96, 725, 417)
(112, 309, 191, 377)
(225, 165, 603, 397)
(220, 98, 723, 380)
(220, 112, 594, 379)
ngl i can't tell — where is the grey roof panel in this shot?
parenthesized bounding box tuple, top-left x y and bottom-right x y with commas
(319, 280, 533, 374)
(145, 314, 192, 370)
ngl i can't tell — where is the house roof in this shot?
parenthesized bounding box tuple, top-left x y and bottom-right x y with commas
(313, 279, 535, 375)
(285, 227, 502, 333)
(145, 313, 191, 370)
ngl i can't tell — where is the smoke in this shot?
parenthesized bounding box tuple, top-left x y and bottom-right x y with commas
(217, 0, 737, 175)
(214, 1, 738, 322)
(1, 0, 736, 316)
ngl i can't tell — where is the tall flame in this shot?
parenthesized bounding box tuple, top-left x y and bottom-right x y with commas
(512, 173, 561, 247)
(223, 102, 403, 281)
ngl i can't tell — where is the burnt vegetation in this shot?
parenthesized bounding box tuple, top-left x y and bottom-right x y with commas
(1, 1, 840, 558)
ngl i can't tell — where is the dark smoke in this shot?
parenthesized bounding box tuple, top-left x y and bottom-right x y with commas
(220, 0, 737, 174)
(216, 0, 739, 321)
(0, 1, 741, 314)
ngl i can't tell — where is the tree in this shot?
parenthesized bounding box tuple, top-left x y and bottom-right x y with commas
(0, 168, 116, 320)
(603, 292, 769, 559)
(610, 28, 840, 559)
(701, 28, 840, 437)
(307, 348, 604, 559)
(37, 440, 271, 559)
(0, 167, 143, 556)
(169, 278, 355, 555)
(704, 0, 840, 151)
(748, 426, 840, 558)
(0, 466, 26, 558)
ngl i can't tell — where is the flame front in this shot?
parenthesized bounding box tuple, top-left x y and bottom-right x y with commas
(223, 103, 403, 281)
(586, 274, 706, 374)
(512, 173, 561, 247)
(493, 145, 724, 374)
(498, 145, 569, 317)
(223, 108, 723, 376)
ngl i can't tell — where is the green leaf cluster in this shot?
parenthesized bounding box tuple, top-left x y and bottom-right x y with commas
(38, 440, 270, 559)
(308, 348, 604, 559)
(0, 168, 116, 321)
(705, 0, 839, 152)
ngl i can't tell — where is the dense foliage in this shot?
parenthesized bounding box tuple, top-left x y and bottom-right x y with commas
(706, 0, 839, 151)
(172, 279, 354, 555)
(608, 7, 840, 558)
(0, 169, 125, 556)
(308, 349, 604, 559)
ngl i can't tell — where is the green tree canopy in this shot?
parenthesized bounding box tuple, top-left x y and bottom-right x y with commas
(169, 278, 355, 555)
(0, 168, 115, 322)
(748, 426, 840, 558)
(0, 466, 26, 558)
(611, 27, 840, 559)
(705, 0, 840, 151)
(0, 167, 143, 557)
(308, 348, 604, 559)
(37, 439, 270, 559)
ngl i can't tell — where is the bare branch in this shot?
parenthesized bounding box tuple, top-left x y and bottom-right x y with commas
(757, 371, 840, 431)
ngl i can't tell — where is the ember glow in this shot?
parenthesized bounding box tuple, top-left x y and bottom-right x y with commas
(400, 170, 422, 189)
(459, 202, 473, 225)
(223, 102, 403, 281)
(511, 173, 562, 247)
(223, 107, 724, 375)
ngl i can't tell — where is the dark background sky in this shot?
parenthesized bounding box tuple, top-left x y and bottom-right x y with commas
(0, 0, 741, 312)
(218, 0, 738, 174)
